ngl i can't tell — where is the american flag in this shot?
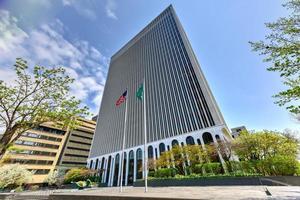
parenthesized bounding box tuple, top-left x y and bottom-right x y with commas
(116, 90, 127, 106)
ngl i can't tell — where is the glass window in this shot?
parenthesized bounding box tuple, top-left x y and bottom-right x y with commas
(136, 148, 143, 179)
(203, 132, 214, 144)
(148, 146, 154, 159)
(172, 140, 179, 147)
(159, 143, 165, 155)
(186, 136, 195, 145)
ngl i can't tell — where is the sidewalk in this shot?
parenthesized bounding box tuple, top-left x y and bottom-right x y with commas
(49, 186, 300, 200)
(1, 186, 300, 200)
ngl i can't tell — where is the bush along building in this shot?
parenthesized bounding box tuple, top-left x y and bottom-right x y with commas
(2, 118, 96, 184)
(88, 5, 231, 187)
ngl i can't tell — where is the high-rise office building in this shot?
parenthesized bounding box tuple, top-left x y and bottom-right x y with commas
(89, 5, 229, 186)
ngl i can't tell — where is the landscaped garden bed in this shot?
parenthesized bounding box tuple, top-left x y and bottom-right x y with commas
(0, 166, 100, 193)
(134, 130, 300, 187)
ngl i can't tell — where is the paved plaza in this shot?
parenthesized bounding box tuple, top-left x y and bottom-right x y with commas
(2, 186, 300, 200)
(50, 186, 300, 199)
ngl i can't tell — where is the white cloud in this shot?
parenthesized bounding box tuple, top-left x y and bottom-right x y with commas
(0, 9, 108, 116)
(62, 0, 118, 21)
(27, 0, 52, 8)
(62, 0, 72, 6)
(0, 67, 17, 85)
(90, 90, 104, 116)
(62, 0, 97, 20)
(0, 10, 29, 64)
(105, 0, 118, 20)
(71, 62, 82, 69)
(93, 93, 103, 106)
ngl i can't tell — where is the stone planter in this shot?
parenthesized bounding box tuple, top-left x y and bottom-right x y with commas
(133, 176, 300, 187)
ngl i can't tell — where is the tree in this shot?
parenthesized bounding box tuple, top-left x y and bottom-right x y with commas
(218, 141, 232, 162)
(233, 130, 299, 161)
(186, 144, 220, 174)
(169, 145, 186, 175)
(250, 0, 300, 116)
(232, 130, 300, 175)
(156, 151, 172, 169)
(147, 158, 156, 171)
(155, 146, 185, 175)
(184, 145, 210, 169)
(0, 58, 89, 156)
(155, 145, 213, 175)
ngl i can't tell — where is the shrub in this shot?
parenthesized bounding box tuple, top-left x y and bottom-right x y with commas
(64, 168, 95, 183)
(0, 164, 32, 189)
(45, 170, 60, 186)
(148, 171, 155, 177)
(76, 181, 87, 187)
(226, 161, 241, 173)
(264, 156, 298, 176)
(188, 173, 201, 178)
(192, 164, 204, 175)
(150, 172, 261, 180)
(174, 174, 185, 179)
(15, 186, 23, 192)
(87, 175, 100, 183)
(253, 155, 298, 176)
(255, 160, 269, 175)
(296, 162, 300, 176)
(154, 168, 177, 178)
(203, 162, 222, 175)
(29, 185, 39, 191)
(185, 166, 192, 175)
(239, 161, 257, 174)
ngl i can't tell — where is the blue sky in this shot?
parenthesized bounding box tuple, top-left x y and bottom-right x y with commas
(0, 0, 298, 131)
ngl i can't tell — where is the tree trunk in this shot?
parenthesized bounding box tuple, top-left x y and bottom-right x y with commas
(0, 127, 19, 158)
(0, 133, 13, 157)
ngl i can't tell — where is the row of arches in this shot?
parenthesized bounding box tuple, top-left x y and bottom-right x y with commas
(155, 132, 217, 156)
(89, 132, 221, 186)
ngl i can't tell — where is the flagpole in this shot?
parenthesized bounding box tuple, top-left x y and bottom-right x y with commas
(143, 78, 148, 192)
(120, 92, 128, 192)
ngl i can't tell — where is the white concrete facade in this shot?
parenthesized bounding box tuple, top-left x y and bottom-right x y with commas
(87, 125, 227, 186)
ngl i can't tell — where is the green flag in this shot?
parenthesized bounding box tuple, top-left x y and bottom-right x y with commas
(136, 84, 143, 100)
